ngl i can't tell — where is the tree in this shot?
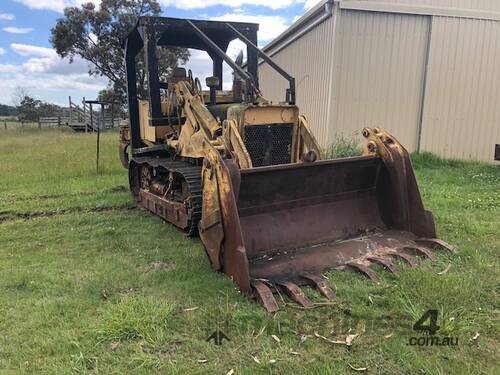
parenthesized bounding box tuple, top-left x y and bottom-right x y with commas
(98, 88, 126, 116)
(50, 0, 189, 103)
(16, 96, 41, 122)
(98, 88, 122, 104)
(12, 86, 31, 107)
(16, 96, 62, 122)
(0, 104, 17, 117)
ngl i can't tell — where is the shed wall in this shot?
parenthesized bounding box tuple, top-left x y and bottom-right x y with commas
(420, 16, 500, 161)
(258, 2, 500, 161)
(258, 15, 336, 144)
(358, 0, 500, 12)
(329, 9, 429, 150)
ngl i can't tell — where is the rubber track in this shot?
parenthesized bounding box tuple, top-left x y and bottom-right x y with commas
(133, 157, 202, 236)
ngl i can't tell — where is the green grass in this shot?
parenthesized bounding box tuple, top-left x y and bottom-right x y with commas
(0, 119, 39, 130)
(324, 134, 362, 158)
(0, 129, 498, 374)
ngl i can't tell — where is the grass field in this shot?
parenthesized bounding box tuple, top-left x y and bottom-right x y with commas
(0, 119, 39, 130)
(0, 127, 498, 374)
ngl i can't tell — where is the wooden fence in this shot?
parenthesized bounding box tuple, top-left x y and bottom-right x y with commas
(34, 96, 123, 132)
(38, 116, 70, 128)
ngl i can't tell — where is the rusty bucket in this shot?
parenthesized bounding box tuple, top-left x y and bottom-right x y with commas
(200, 128, 454, 312)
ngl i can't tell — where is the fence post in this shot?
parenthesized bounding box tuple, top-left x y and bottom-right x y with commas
(68, 96, 72, 128)
(111, 104, 115, 129)
(58, 116, 61, 127)
(83, 97, 88, 133)
(4, 121, 6, 130)
(38, 119, 41, 129)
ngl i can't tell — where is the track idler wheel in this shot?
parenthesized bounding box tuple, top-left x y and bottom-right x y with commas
(119, 142, 130, 169)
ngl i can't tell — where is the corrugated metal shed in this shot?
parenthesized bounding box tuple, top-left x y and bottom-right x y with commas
(420, 16, 500, 161)
(258, 9, 336, 143)
(361, 0, 500, 13)
(329, 9, 429, 150)
(258, 0, 500, 161)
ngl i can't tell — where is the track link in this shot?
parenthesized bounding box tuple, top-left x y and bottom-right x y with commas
(131, 157, 202, 236)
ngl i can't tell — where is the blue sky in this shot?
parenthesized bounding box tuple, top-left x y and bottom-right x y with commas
(0, 0, 319, 105)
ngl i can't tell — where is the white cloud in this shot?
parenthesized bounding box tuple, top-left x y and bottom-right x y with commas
(211, 13, 289, 43)
(182, 49, 211, 78)
(179, 12, 291, 91)
(180, 40, 247, 91)
(3, 26, 34, 34)
(14, 0, 100, 13)
(163, 1, 305, 11)
(11, 43, 56, 57)
(0, 64, 19, 73)
(0, 73, 106, 105)
(304, 0, 321, 10)
(15, 0, 310, 13)
(0, 13, 15, 20)
(0, 43, 106, 104)
(9, 43, 93, 76)
(15, 0, 305, 12)
(181, 12, 289, 91)
(0, 47, 5, 55)
(0, 69, 106, 104)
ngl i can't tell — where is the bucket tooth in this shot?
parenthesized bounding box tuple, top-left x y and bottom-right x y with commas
(346, 262, 381, 282)
(300, 273, 335, 300)
(276, 281, 314, 308)
(401, 245, 437, 261)
(388, 252, 417, 268)
(252, 280, 279, 313)
(415, 238, 455, 253)
(367, 257, 398, 274)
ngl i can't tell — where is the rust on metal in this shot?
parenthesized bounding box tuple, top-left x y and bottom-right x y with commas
(276, 281, 314, 308)
(252, 280, 279, 313)
(119, 121, 130, 169)
(129, 158, 202, 235)
(401, 245, 437, 261)
(119, 142, 129, 169)
(416, 238, 456, 253)
(120, 17, 454, 313)
(301, 274, 335, 299)
(346, 262, 381, 282)
(388, 252, 418, 268)
(367, 257, 398, 274)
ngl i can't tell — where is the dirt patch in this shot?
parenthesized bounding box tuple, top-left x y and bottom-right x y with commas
(109, 185, 128, 193)
(144, 343, 180, 357)
(4, 186, 130, 202)
(100, 287, 140, 300)
(109, 341, 121, 351)
(0, 204, 136, 224)
(144, 260, 175, 273)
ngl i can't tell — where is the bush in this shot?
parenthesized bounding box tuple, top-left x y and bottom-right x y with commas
(324, 134, 362, 159)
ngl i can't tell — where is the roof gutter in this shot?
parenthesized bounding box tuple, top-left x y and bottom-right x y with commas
(262, 0, 334, 58)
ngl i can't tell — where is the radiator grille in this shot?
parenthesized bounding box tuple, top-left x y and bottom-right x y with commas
(244, 123, 293, 167)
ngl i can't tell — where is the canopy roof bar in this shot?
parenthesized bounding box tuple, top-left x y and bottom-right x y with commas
(187, 20, 259, 102)
(225, 22, 295, 104)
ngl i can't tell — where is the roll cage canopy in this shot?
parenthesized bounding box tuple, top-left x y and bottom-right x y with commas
(123, 17, 296, 148)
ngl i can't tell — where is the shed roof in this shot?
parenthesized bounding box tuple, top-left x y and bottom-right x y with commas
(261, 0, 332, 56)
(261, 0, 500, 57)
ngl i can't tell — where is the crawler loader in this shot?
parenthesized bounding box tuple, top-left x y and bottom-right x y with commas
(119, 17, 454, 312)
